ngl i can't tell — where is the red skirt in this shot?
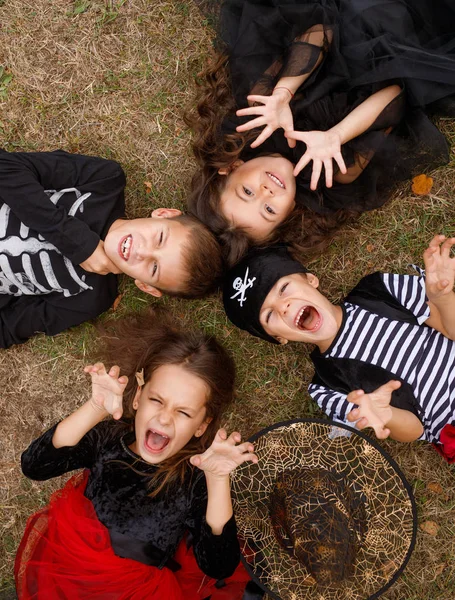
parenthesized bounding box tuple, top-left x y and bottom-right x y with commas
(15, 471, 250, 600)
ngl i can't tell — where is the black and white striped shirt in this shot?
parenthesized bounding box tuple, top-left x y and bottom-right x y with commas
(309, 270, 455, 443)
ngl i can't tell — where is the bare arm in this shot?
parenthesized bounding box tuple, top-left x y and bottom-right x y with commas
(190, 429, 257, 535)
(287, 84, 402, 188)
(236, 25, 331, 148)
(330, 85, 402, 145)
(346, 381, 424, 443)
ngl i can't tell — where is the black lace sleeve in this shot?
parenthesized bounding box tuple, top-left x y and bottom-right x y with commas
(21, 420, 116, 481)
(220, 0, 340, 107)
(185, 473, 240, 580)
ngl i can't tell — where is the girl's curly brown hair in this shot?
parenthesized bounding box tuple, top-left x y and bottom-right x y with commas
(185, 53, 361, 267)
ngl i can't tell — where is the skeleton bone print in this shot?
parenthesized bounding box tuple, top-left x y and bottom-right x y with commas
(0, 188, 93, 296)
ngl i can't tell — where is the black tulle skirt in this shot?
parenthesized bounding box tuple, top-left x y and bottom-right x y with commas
(214, 0, 455, 214)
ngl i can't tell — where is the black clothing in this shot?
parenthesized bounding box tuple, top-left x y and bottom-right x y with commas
(0, 150, 125, 348)
(21, 421, 240, 580)
(309, 269, 455, 444)
(219, 0, 455, 214)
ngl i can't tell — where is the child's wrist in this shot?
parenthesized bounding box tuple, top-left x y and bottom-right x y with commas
(428, 290, 454, 306)
(88, 398, 108, 418)
(328, 124, 345, 143)
(204, 471, 231, 485)
(272, 86, 293, 101)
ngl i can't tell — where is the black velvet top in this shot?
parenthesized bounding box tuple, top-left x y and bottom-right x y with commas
(20, 421, 241, 580)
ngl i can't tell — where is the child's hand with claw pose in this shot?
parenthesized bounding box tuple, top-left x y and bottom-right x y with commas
(191, 429, 257, 535)
(52, 363, 127, 449)
(346, 380, 424, 442)
(424, 234, 455, 340)
(84, 363, 128, 420)
(191, 429, 257, 477)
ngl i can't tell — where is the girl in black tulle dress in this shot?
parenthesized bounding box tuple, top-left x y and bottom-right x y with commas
(187, 0, 455, 265)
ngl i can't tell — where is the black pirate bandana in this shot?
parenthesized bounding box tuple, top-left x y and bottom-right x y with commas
(222, 245, 308, 343)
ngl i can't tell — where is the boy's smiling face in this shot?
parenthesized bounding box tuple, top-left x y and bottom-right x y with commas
(259, 272, 343, 350)
(104, 208, 188, 297)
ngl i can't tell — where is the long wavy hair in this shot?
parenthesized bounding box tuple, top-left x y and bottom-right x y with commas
(185, 53, 361, 267)
(96, 307, 235, 497)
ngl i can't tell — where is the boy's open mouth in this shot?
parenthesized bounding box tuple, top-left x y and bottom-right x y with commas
(295, 306, 322, 332)
(145, 429, 170, 453)
(266, 171, 285, 189)
(119, 235, 132, 261)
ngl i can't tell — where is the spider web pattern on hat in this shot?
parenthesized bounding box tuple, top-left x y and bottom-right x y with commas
(231, 419, 417, 600)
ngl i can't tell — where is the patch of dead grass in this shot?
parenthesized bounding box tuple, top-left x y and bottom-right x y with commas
(0, 1, 454, 598)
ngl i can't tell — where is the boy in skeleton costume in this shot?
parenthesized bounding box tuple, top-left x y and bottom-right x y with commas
(0, 150, 223, 348)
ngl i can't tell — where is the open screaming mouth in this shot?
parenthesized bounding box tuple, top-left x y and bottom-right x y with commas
(145, 429, 170, 453)
(295, 306, 322, 331)
(120, 235, 132, 260)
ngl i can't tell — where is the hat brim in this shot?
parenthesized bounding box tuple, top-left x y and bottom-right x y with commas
(231, 419, 417, 600)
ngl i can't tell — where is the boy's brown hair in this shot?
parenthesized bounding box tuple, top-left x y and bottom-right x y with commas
(164, 213, 224, 298)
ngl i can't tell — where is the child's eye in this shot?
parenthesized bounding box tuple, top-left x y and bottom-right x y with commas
(179, 411, 191, 418)
(265, 204, 276, 215)
(243, 186, 253, 196)
(149, 397, 161, 404)
(266, 309, 273, 324)
(159, 231, 163, 245)
(280, 282, 289, 295)
(152, 262, 158, 277)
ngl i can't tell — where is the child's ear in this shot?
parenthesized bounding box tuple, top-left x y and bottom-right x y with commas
(135, 279, 163, 298)
(151, 208, 182, 219)
(218, 160, 244, 176)
(195, 417, 212, 438)
(306, 273, 319, 289)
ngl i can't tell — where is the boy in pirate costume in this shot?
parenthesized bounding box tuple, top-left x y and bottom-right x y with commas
(0, 150, 223, 348)
(223, 235, 455, 462)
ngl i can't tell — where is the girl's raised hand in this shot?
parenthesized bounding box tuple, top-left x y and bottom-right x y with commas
(423, 235, 455, 301)
(190, 429, 258, 478)
(236, 89, 296, 149)
(285, 129, 347, 189)
(346, 380, 401, 440)
(84, 363, 128, 420)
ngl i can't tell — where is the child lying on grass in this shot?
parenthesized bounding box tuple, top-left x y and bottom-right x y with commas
(0, 150, 223, 348)
(16, 310, 257, 599)
(223, 235, 455, 461)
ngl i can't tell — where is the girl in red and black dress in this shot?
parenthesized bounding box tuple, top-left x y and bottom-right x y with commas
(15, 310, 259, 600)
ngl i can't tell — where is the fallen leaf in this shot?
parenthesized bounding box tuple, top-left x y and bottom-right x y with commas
(366, 244, 375, 253)
(427, 482, 443, 494)
(411, 174, 434, 195)
(435, 563, 447, 576)
(144, 181, 152, 194)
(427, 482, 449, 500)
(420, 520, 440, 536)
(112, 294, 123, 311)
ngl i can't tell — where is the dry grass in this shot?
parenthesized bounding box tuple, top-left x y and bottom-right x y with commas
(0, 1, 454, 598)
